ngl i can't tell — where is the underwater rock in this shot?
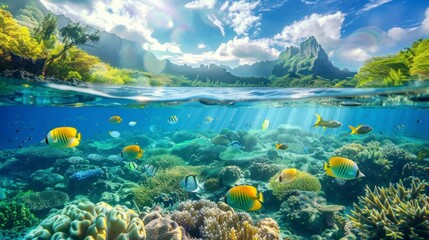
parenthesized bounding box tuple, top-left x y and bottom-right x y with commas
(219, 165, 242, 186)
(145, 217, 189, 240)
(310, 146, 329, 160)
(21, 190, 69, 212)
(204, 178, 221, 192)
(211, 135, 230, 146)
(87, 153, 107, 165)
(171, 139, 204, 160)
(248, 162, 282, 181)
(171, 131, 197, 143)
(132, 134, 154, 147)
(25, 201, 146, 240)
(30, 168, 63, 191)
(194, 145, 226, 164)
(349, 178, 429, 240)
(279, 190, 327, 236)
(239, 131, 258, 152)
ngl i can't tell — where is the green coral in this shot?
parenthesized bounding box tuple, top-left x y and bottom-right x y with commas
(146, 154, 185, 169)
(0, 201, 38, 231)
(349, 178, 429, 240)
(269, 170, 321, 201)
(204, 178, 221, 192)
(133, 165, 203, 207)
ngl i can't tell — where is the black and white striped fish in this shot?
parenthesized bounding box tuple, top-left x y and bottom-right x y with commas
(180, 175, 204, 192)
(144, 164, 156, 176)
(203, 116, 213, 124)
(168, 115, 178, 124)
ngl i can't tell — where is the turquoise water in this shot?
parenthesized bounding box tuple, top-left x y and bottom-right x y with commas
(1, 78, 429, 239)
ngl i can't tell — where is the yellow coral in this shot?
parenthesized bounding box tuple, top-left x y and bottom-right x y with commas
(269, 170, 321, 201)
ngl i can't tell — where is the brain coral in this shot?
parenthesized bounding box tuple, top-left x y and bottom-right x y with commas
(269, 170, 321, 201)
(25, 201, 146, 240)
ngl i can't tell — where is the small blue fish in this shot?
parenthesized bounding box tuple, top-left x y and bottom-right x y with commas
(230, 141, 242, 149)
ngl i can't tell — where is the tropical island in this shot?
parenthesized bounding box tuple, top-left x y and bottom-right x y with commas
(0, 1, 428, 88)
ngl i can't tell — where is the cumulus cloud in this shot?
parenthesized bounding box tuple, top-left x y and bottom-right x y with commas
(40, 0, 185, 56)
(338, 47, 371, 62)
(208, 13, 225, 37)
(198, 43, 208, 49)
(184, 0, 216, 10)
(274, 11, 344, 50)
(360, 0, 392, 13)
(225, 0, 261, 36)
(171, 37, 279, 67)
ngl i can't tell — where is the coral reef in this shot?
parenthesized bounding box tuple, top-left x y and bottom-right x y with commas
(133, 166, 203, 207)
(21, 190, 69, 212)
(70, 168, 104, 181)
(349, 178, 429, 240)
(25, 201, 146, 239)
(171, 199, 280, 239)
(219, 165, 242, 186)
(211, 135, 230, 146)
(270, 170, 321, 201)
(29, 168, 63, 191)
(204, 178, 221, 192)
(147, 154, 185, 169)
(0, 201, 38, 232)
(249, 162, 283, 181)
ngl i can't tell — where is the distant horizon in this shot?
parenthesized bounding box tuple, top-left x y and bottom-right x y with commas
(18, 0, 429, 70)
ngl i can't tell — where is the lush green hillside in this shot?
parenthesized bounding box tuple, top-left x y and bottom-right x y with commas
(355, 38, 429, 87)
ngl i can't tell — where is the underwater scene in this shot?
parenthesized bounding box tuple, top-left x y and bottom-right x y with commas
(1, 79, 429, 240)
(1, 0, 429, 239)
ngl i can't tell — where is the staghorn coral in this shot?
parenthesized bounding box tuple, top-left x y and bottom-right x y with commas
(171, 200, 280, 240)
(349, 178, 429, 240)
(269, 170, 321, 201)
(25, 201, 146, 240)
(21, 190, 69, 211)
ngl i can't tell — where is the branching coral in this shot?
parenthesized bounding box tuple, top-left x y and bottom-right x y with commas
(133, 166, 203, 207)
(171, 200, 280, 240)
(349, 178, 429, 240)
(0, 201, 38, 231)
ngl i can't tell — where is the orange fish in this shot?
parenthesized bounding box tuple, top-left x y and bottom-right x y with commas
(224, 185, 264, 211)
(45, 127, 81, 148)
(109, 116, 122, 124)
(121, 145, 144, 160)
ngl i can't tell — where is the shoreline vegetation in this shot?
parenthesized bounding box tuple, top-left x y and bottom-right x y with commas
(0, 6, 428, 88)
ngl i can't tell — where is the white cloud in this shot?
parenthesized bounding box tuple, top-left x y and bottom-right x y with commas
(225, 0, 261, 36)
(198, 43, 208, 49)
(274, 11, 344, 50)
(220, 1, 229, 11)
(170, 37, 279, 67)
(208, 13, 225, 37)
(184, 0, 216, 10)
(360, 0, 392, 13)
(40, 0, 185, 55)
(339, 48, 371, 62)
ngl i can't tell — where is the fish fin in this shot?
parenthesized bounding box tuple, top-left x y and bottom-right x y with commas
(275, 143, 280, 149)
(69, 138, 80, 148)
(348, 125, 357, 134)
(249, 199, 262, 211)
(257, 191, 264, 203)
(314, 113, 322, 127)
(357, 170, 365, 178)
(76, 132, 82, 141)
(323, 162, 329, 171)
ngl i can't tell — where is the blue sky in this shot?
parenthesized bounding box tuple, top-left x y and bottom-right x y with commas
(40, 0, 429, 70)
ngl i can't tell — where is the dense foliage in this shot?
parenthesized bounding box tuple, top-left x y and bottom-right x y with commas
(355, 38, 429, 87)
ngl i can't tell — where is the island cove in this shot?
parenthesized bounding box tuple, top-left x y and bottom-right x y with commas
(0, 1, 428, 87)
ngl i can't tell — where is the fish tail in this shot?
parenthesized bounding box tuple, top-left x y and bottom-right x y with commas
(69, 138, 80, 148)
(275, 143, 280, 149)
(249, 198, 262, 211)
(323, 162, 329, 171)
(313, 113, 322, 127)
(348, 125, 357, 134)
(76, 132, 82, 141)
(257, 191, 264, 203)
